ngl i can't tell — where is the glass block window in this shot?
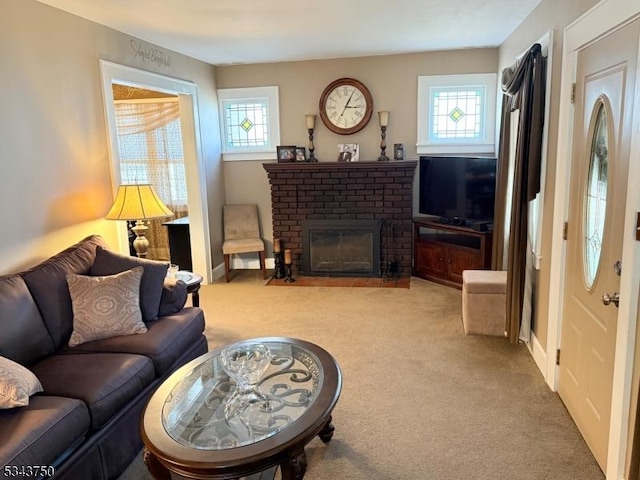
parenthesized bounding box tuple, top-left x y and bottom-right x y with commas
(430, 87, 484, 141)
(218, 86, 280, 161)
(417, 74, 496, 155)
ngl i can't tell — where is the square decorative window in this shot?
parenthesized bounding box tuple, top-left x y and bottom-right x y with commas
(417, 74, 497, 154)
(218, 86, 280, 161)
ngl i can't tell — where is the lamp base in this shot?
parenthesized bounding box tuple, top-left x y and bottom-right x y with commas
(131, 221, 150, 258)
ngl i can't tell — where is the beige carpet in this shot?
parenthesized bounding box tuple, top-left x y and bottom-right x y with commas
(119, 272, 604, 480)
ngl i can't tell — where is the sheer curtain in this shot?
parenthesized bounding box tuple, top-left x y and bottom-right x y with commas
(114, 99, 188, 260)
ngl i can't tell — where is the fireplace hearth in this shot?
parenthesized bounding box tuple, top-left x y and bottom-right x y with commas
(303, 219, 381, 277)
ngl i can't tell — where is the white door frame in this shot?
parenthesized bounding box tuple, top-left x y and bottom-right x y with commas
(99, 60, 212, 283)
(547, 0, 640, 478)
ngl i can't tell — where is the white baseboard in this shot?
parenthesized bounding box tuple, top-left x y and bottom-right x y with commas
(211, 263, 225, 281)
(527, 331, 547, 380)
(231, 257, 274, 269)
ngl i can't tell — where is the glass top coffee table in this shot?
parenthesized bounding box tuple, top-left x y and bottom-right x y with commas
(141, 337, 342, 480)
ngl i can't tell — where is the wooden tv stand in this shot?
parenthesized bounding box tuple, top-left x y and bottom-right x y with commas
(413, 217, 493, 288)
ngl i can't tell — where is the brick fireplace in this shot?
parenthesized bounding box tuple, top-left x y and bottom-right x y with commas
(263, 161, 417, 278)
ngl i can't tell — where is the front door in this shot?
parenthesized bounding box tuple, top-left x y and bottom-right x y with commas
(558, 19, 640, 471)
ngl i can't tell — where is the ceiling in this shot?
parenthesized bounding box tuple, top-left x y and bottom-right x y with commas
(35, 0, 543, 65)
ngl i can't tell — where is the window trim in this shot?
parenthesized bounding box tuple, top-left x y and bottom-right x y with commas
(417, 73, 497, 155)
(218, 86, 280, 161)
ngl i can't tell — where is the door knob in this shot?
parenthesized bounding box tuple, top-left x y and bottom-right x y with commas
(602, 292, 620, 308)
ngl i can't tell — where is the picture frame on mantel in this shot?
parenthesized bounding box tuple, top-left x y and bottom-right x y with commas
(277, 145, 296, 163)
(295, 147, 307, 161)
(337, 143, 359, 162)
(394, 143, 406, 161)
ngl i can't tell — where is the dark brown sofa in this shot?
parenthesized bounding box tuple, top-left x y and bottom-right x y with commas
(0, 235, 208, 479)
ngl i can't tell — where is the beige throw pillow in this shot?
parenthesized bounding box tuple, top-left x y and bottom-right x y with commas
(67, 267, 147, 347)
(0, 356, 43, 409)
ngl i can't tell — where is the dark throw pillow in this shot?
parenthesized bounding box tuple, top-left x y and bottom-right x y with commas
(90, 247, 168, 321)
(157, 278, 188, 317)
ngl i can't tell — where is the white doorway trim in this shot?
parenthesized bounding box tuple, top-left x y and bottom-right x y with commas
(99, 60, 212, 283)
(548, 1, 640, 478)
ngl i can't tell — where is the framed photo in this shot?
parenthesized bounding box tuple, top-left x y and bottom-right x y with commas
(295, 147, 307, 161)
(277, 145, 297, 163)
(337, 143, 359, 162)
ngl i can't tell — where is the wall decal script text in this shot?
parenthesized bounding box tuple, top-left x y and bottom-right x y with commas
(130, 40, 171, 68)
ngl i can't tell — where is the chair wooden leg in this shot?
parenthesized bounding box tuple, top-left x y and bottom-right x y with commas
(259, 251, 267, 279)
(224, 254, 231, 282)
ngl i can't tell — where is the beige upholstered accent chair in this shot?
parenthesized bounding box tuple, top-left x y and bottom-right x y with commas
(222, 204, 267, 282)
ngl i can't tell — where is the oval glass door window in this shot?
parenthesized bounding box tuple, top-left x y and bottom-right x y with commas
(584, 100, 608, 288)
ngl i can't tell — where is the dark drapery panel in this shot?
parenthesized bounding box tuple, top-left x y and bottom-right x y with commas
(498, 43, 547, 344)
(491, 96, 512, 270)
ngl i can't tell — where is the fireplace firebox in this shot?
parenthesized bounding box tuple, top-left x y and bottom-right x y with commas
(302, 219, 381, 277)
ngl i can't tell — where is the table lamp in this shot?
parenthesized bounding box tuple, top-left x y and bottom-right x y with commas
(105, 184, 174, 258)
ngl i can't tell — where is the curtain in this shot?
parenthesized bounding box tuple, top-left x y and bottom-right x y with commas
(494, 44, 547, 344)
(491, 97, 511, 271)
(114, 100, 188, 261)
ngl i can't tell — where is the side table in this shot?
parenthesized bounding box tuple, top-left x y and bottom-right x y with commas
(176, 271, 203, 307)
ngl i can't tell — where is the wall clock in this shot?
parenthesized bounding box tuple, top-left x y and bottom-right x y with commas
(319, 78, 373, 135)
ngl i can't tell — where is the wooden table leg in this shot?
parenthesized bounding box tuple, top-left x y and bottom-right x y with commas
(280, 446, 307, 480)
(187, 284, 201, 307)
(191, 286, 200, 307)
(318, 415, 335, 443)
(143, 448, 172, 480)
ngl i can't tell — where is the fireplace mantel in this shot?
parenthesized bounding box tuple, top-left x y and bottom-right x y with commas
(263, 160, 417, 277)
(263, 160, 417, 173)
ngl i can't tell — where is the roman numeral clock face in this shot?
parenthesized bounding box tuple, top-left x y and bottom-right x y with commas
(319, 78, 373, 135)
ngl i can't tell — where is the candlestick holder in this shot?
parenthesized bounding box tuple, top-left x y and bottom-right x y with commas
(274, 251, 285, 279)
(284, 264, 295, 283)
(307, 128, 317, 162)
(377, 125, 390, 162)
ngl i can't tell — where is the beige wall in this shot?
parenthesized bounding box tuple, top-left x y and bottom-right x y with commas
(1, 0, 601, 302)
(217, 49, 498, 251)
(0, 0, 224, 274)
(497, 0, 600, 351)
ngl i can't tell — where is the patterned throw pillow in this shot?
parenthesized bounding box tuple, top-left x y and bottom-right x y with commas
(90, 247, 168, 322)
(0, 356, 43, 409)
(67, 267, 147, 347)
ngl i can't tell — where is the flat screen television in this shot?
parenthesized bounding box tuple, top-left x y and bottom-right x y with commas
(419, 156, 497, 226)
